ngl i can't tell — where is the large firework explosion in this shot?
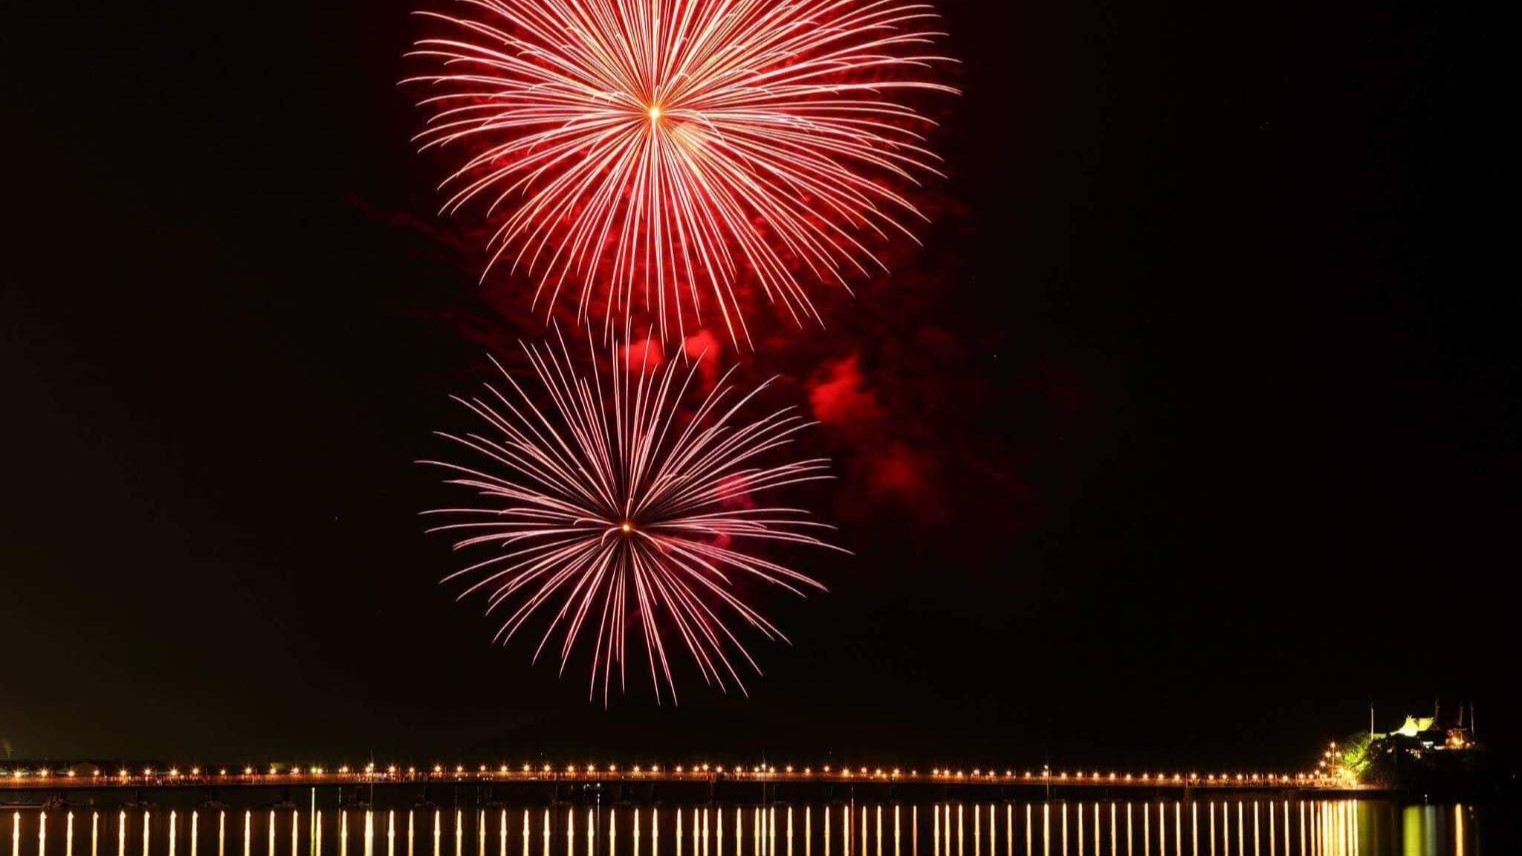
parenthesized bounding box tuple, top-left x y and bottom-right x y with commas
(422, 330, 842, 703)
(406, 0, 956, 345)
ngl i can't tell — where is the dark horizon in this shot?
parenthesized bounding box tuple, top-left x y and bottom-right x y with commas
(2, 0, 1509, 769)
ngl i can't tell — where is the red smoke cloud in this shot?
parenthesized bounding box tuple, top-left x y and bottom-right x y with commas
(807, 352, 946, 524)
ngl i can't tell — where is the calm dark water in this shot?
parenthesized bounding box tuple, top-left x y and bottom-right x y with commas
(2, 800, 1495, 856)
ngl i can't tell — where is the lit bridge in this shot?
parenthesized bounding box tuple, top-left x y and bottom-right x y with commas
(0, 764, 1367, 797)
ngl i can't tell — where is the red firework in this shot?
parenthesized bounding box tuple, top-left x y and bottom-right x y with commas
(421, 330, 842, 704)
(406, 0, 956, 345)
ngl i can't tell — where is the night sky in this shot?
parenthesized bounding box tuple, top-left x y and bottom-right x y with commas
(3, 0, 1510, 770)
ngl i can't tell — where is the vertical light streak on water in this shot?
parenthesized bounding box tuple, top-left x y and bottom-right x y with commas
(912, 809, 918, 856)
(701, 810, 708, 856)
(1173, 805, 1180, 856)
(407, 812, 414, 856)
(1109, 806, 1116, 856)
(1022, 807, 1030, 856)
(655, 808, 661, 856)
(678, 810, 685, 856)
(1190, 805, 1197, 856)
(877, 808, 883, 856)
(610, 810, 617, 856)
(342, 814, 351, 856)
(542, 810, 550, 856)
(1041, 805, 1049, 856)
(390, 813, 397, 856)
(822, 808, 829, 856)
(458, 811, 466, 856)
(1151, 804, 1159, 856)
(931, 809, 938, 856)
(1075, 805, 1082, 856)
(432, 811, 441, 856)
(68, 810, 76, 856)
(522, 811, 529, 856)
(988, 807, 994, 856)
(894, 807, 901, 856)
(1004, 807, 1011, 856)
(170, 811, 178, 856)
(805, 809, 811, 856)
(315, 814, 322, 856)
(41, 811, 48, 856)
(118, 812, 126, 856)
(9, 811, 16, 856)
(1141, 804, 1148, 856)
(367, 812, 376, 856)
(1124, 805, 1131, 856)
(1234, 805, 1241, 856)
(1219, 807, 1227, 856)
(145, 811, 152, 856)
(477, 812, 485, 856)
(739, 809, 745, 856)
(717, 810, 724, 856)
(585, 810, 593, 856)
(752, 810, 758, 856)
(1251, 803, 1258, 856)
(269, 811, 276, 856)
(843, 806, 850, 856)
(1455, 805, 1465, 856)
(564, 811, 572, 856)
(974, 808, 981, 856)
(1060, 805, 1068, 856)
(783, 811, 789, 856)
(1307, 804, 1315, 856)
(1350, 802, 1358, 856)
(93, 813, 101, 856)
(498, 812, 506, 856)
(292, 812, 299, 856)
(1092, 806, 1098, 856)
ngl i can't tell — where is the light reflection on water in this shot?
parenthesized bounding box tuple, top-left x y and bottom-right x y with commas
(1, 802, 1484, 856)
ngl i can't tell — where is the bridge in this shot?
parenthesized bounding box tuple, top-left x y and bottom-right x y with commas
(0, 763, 1365, 796)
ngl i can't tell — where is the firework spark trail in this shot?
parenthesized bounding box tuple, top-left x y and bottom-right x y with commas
(421, 329, 843, 704)
(406, 0, 957, 346)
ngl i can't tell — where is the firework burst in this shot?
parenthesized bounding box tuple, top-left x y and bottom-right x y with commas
(422, 330, 842, 703)
(406, 0, 956, 345)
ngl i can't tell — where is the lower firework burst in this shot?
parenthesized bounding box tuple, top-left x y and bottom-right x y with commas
(421, 330, 841, 704)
